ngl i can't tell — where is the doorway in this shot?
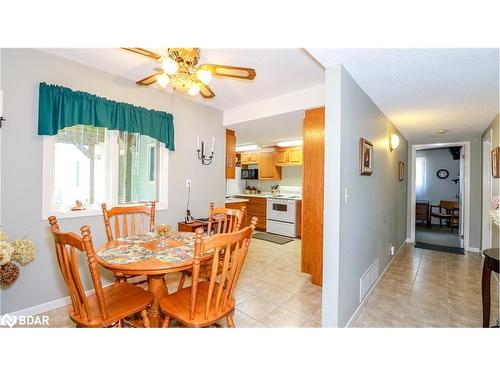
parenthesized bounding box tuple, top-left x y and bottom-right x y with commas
(410, 142, 471, 252)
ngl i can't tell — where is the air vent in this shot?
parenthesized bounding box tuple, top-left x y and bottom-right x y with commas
(360, 259, 380, 302)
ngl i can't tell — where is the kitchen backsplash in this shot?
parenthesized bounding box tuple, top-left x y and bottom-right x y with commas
(226, 165, 302, 195)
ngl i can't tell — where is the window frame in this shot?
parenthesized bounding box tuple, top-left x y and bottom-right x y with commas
(42, 129, 169, 220)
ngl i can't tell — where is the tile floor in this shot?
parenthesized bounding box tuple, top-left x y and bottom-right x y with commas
(351, 243, 500, 327)
(14, 240, 499, 328)
(28, 237, 323, 328)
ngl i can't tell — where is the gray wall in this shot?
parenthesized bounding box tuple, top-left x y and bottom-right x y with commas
(0, 49, 224, 313)
(482, 113, 499, 248)
(323, 65, 408, 327)
(407, 135, 482, 249)
(416, 148, 460, 225)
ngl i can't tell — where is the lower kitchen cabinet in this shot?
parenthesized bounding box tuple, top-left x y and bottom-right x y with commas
(234, 195, 267, 230)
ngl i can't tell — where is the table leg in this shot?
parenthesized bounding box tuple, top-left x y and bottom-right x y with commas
(482, 259, 492, 328)
(147, 274, 169, 328)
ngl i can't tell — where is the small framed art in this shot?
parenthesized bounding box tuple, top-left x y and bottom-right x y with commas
(398, 161, 405, 181)
(359, 138, 373, 176)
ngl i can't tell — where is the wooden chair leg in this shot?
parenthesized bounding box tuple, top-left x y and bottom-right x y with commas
(141, 309, 150, 328)
(226, 312, 235, 328)
(162, 316, 171, 328)
(177, 272, 186, 291)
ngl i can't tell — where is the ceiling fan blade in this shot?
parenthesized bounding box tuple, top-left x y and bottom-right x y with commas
(122, 48, 162, 61)
(136, 71, 162, 86)
(196, 81, 215, 98)
(200, 64, 256, 80)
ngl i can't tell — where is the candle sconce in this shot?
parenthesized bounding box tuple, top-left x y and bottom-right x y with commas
(196, 134, 215, 165)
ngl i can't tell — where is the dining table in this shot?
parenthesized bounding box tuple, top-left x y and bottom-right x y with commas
(95, 231, 200, 327)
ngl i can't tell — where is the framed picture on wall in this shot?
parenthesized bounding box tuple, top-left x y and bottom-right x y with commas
(398, 161, 405, 181)
(359, 138, 373, 175)
(492, 147, 500, 178)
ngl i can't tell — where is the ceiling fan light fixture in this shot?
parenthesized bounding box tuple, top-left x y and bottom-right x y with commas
(196, 68, 212, 85)
(188, 82, 200, 96)
(156, 73, 170, 88)
(162, 57, 178, 75)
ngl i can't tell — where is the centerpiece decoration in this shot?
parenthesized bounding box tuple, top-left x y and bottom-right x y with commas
(0, 229, 36, 288)
(490, 196, 500, 228)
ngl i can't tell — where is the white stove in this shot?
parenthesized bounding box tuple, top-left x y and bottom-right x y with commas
(266, 196, 298, 237)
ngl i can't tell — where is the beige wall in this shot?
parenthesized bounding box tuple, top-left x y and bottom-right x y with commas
(0, 49, 224, 313)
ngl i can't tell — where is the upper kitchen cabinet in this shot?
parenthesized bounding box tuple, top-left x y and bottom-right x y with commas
(258, 151, 282, 180)
(276, 146, 303, 166)
(225, 129, 236, 179)
(240, 152, 258, 165)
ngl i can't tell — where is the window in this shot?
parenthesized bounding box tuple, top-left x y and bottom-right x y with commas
(43, 125, 168, 217)
(415, 156, 426, 199)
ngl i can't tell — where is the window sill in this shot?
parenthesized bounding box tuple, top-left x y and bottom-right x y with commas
(42, 203, 168, 221)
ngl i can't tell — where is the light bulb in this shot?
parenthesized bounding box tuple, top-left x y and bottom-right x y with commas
(162, 57, 178, 75)
(188, 82, 200, 96)
(196, 68, 212, 85)
(156, 73, 170, 88)
(390, 133, 400, 151)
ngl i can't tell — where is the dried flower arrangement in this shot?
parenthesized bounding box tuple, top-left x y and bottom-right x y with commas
(0, 229, 36, 288)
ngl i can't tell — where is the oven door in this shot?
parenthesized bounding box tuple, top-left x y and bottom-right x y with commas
(267, 200, 295, 223)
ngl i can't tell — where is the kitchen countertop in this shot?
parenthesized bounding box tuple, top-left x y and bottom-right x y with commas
(231, 193, 302, 200)
(224, 197, 250, 204)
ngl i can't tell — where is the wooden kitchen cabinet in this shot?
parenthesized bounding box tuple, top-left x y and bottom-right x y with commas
(234, 195, 267, 230)
(287, 147, 303, 165)
(240, 152, 258, 165)
(276, 146, 303, 166)
(258, 152, 282, 180)
(225, 129, 236, 179)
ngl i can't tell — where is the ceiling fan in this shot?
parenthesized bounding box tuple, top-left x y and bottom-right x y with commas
(122, 48, 256, 99)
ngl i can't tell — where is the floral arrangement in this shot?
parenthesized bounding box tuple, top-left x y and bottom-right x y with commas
(0, 229, 36, 288)
(490, 196, 500, 228)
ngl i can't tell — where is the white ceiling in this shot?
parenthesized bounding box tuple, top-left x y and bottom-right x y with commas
(307, 48, 499, 141)
(230, 110, 304, 146)
(40, 48, 324, 111)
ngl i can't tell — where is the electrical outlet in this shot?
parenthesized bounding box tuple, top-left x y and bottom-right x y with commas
(185, 179, 192, 188)
(344, 188, 351, 203)
(390, 245, 395, 256)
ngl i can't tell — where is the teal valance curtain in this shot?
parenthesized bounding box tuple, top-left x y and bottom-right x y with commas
(38, 82, 175, 150)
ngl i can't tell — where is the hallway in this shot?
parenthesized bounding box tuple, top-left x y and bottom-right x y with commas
(351, 244, 499, 327)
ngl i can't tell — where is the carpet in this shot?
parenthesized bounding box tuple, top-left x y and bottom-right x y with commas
(415, 241, 465, 255)
(252, 232, 294, 245)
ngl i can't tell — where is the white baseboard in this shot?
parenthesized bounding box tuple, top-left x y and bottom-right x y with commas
(8, 281, 115, 317)
(345, 240, 409, 328)
(467, 247, 481, 253)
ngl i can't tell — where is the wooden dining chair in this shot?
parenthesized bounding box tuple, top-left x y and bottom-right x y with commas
(160, 217, 258, 328)
(101, 202, 156, 283)
(101, 202, 156, 242)
(177, 202, 246, 291)
(430, 200, 459, 233)
(207, 202, 247, 235)
(47, 216, 154, 328)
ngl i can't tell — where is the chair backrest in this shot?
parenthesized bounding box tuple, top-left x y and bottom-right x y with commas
(190, 216, 257, 320)
(440, 200, 459, 210)
(48, 216, 108, 322)
(101, 202, 156, 241)
(206, 202, 246, 235)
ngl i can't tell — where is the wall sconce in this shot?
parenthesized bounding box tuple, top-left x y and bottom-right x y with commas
(389, 133, 400, 151)
(196, 134, 215, 165)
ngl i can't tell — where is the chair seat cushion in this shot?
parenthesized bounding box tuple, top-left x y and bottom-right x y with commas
(159, 281, 235, 327)
(70, 282, 154, 327)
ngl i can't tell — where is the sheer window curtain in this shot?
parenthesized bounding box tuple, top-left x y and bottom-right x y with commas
(415, 156, 426, 199)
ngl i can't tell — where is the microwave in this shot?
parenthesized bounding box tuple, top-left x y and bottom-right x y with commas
(241, 169, 258, 179)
